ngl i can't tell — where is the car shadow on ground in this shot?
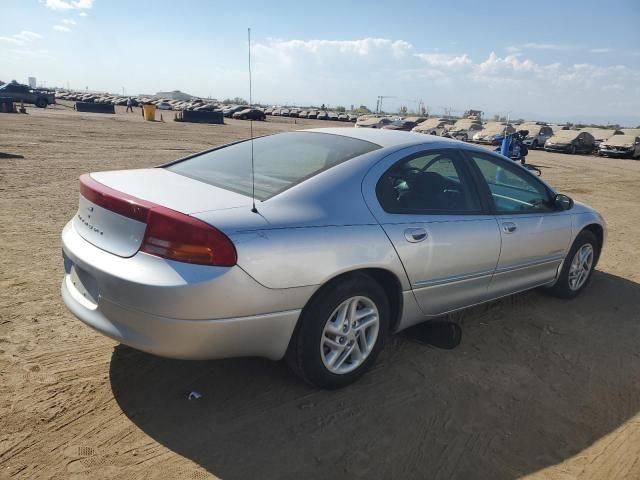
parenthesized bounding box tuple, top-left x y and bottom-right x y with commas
(110, 270, 640, 479)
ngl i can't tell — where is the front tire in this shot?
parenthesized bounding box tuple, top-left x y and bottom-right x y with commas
(35, 98, 48, 108)
(286, 274, 389, 389)
(547, 230, 598, 298)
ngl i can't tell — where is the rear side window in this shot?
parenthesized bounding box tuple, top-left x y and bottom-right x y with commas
(167, 132, 380, 200)
(376, 150, 482, 214)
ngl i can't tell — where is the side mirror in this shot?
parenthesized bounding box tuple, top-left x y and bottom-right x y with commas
(554, 193, 574, 211)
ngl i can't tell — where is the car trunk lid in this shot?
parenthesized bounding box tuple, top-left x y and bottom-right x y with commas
(74, 168, 253, 257)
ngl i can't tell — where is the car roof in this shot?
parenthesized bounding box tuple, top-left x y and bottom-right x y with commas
(301, 127, 460, 148)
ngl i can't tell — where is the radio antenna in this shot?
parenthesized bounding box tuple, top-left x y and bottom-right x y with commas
(248, 27, 258, 214)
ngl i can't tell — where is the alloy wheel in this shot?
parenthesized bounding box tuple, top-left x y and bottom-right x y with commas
(568, 243, 594, 291)
(320, 296, 380, 374)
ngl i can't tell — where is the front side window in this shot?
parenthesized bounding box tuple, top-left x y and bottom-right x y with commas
(470, 153, 553, 213)
(376, 150, 481, 214)
(167, 132, 380, 200)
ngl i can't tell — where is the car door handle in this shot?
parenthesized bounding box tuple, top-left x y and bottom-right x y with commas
(404, 227, 428, 243)
(502, 222, 517, 233)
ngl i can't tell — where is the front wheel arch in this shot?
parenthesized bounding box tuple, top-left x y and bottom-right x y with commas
(581, 224, 603, 266)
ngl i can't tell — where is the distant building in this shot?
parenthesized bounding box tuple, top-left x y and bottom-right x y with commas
(28, 77, 36, 88)
(155, 90, 193, 101)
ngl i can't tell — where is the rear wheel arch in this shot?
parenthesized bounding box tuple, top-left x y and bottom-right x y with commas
(301, 268, 403, 334)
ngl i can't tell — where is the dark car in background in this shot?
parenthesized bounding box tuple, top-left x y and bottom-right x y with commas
(0, 82, 55, 108)
(382, 119, 418, 131)
(223, 105, 246, 117)
(232, 108, 266, 121)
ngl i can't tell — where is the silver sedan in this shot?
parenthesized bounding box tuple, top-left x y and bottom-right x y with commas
(61, 128, 606, 388)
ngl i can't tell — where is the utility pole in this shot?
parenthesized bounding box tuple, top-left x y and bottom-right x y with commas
(377, 95, 396, 114)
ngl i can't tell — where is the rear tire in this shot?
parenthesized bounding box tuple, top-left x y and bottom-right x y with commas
(547, 230, 598, 299)
(286, 274, 389, 389)
(35, 97, 48, 108)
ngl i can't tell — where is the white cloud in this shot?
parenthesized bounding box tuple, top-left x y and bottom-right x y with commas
(0, 31, 43, 46)
(0, 36, 22, 45)
(471, 52, 640, 99)
(79, 11, 88, 16)
(63, 18, 77, 25)
(42, 0, 93, 11)
(590, 48, 613, 54)
(415, 53, 471, 67)
(254, 37, 413, 64)
(521, 42, 566, 50)
(15, 31, 43, 42)
(53, 25, 71, 32)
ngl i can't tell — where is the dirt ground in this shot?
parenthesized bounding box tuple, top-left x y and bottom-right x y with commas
(1, 105, 639, 480)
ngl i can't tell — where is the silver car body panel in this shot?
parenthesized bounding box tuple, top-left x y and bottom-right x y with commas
(91, 168, 253, 214)
(61, 128, 607, 360)
(489, 212, 572, 297)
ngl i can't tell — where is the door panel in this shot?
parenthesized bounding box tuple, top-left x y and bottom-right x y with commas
(466, 150, 573, 297)
(490, 213, 570, 297)
(382, 217, 500, 315)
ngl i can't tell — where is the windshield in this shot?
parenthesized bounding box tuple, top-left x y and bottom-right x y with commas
(166, 132, 380, 200)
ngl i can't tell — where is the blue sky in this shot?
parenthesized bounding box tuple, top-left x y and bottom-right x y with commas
(2, 0, 639, 125)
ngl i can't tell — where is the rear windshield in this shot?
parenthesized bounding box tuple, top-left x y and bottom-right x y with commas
(166, 132, 380, 200)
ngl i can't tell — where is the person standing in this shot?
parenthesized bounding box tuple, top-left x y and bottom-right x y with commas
(126, 97, 134, 113)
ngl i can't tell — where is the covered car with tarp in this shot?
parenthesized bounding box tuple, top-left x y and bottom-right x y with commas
(412, 117, 455, 135)
(598, 134, 640, 158)
(579, 128, 623, 148)
(544, 130, 595, 154)
(472, 122, 515, 144)
(446, 118, 483, 141)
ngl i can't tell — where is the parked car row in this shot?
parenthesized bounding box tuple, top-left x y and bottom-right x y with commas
(266, 107, 359, 122)
(48, 88, 639, 158)
(406, 116, 635, 158)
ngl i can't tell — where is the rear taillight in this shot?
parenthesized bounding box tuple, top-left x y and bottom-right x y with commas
(79, 174, 237, 266)
(140, 207, 236, 266)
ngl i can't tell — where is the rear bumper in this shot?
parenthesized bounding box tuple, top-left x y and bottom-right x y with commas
(60, 220, 307, 360)
(62, 276, 299, 360)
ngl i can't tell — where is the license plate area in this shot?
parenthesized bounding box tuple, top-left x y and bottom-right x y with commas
(64, 253, 99, 306)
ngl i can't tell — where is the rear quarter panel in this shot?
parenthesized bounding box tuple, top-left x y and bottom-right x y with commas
(229, 224, 411, 290)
